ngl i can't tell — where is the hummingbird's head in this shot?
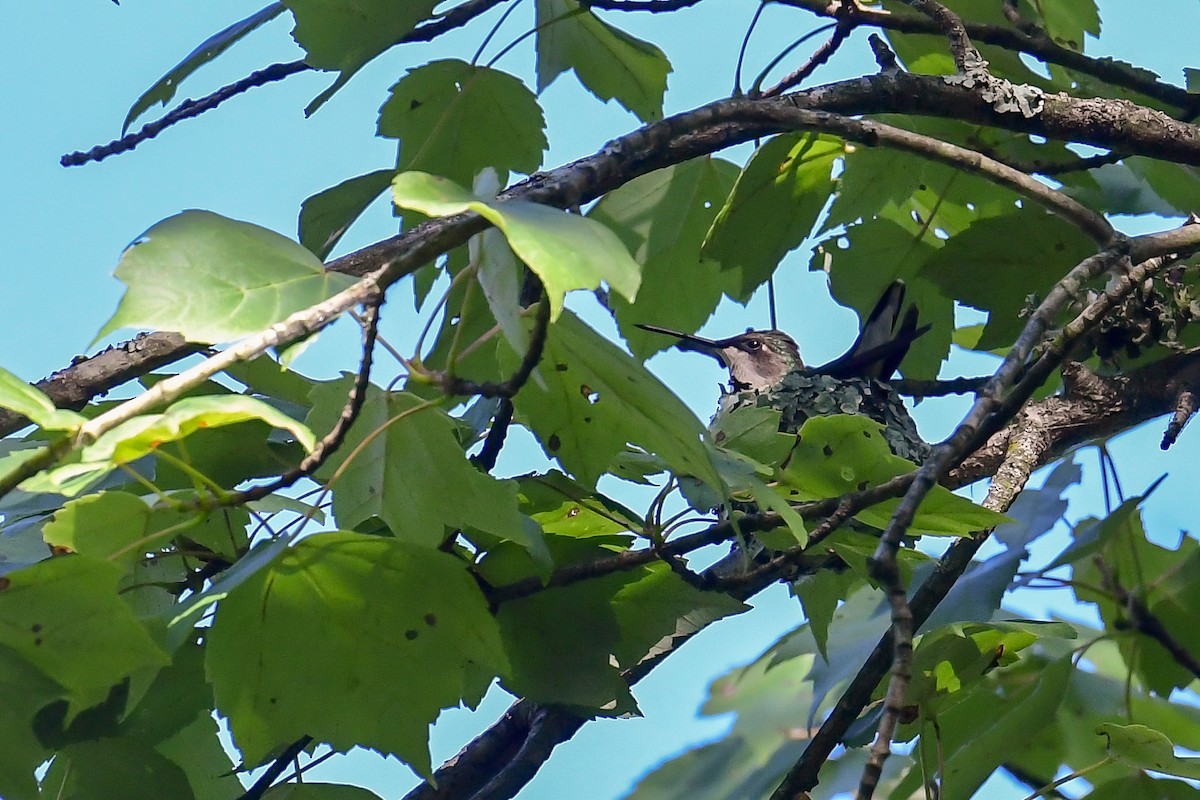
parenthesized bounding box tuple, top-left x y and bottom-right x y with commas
(636, 325, 803, 391)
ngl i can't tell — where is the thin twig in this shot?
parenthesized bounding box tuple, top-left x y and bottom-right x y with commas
(758, 12, 856, 98)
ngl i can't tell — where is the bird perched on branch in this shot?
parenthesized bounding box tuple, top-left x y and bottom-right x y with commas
(638, 281, 931, 462)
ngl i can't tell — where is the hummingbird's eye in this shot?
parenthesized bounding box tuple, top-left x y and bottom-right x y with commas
(745, 338, 762, 351)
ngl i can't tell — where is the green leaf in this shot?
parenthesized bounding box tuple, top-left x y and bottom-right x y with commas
(307, 381, 545, 562)
(704, 133, 841, 300)
(122, 4, 284, 134)
(516, 471, 642, 538)
(1045, 476, 1164, 570)
(378, 60, 547, 188)
(96, 210, 356, 345)
(264, 784, 386, 800)
(0, 367, 85, 431)
(1030, 0, 1100, 51)
(710, 405, 794, 467)
(510, 310, 719, 489)
(43, 738, 194, 800)
(299, 169, 395, 260)
(392, 172, 640, 320)
(587, 157, 742, 358)
(781, 415, 1009, 534)
(474, 226, 530, 356)
(535, 0, 671, 122)
(610, 562, 748, 669)
(793, 568, 862, 660)
(921, 207, 1094, 350)
(924, 657, 1073, 798)
(43, 493, 249, 566)
(282, 0, 439, 114)
(207, 533, 508, 775)
(0, 646, 60, 800)
(496, 574, 632, 709)
(0, 556, 168, 715)
(26, 396, 313, 498)
(1098, 723, 1200, 779)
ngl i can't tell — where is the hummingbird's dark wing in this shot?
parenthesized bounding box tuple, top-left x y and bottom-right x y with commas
(816, 281, 930, 379)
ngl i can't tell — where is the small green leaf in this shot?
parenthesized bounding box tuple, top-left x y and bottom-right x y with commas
(282, 0, 439, 114)
(393, 172, 640, 319)
(516, 472, 642, 538)
(1098, 723, 1200, 779)
(0, 556, 169, 715)
(781, 415, 1009, 534)
(97, 211, 356, 345)
(0, 367, 85, 431)
(535, 0, 671, 122)
(378, 60, 547, 188)
(86, 395, 316, 464)
(308, 381, 545, 563)
(299, 169, 395, 260)
(496, 576, 632, 709)
(921, 207, 1094, 350)
(122, 4, 284, 134)
(704, 134, 841, 300)
(264, 784, 387, 800)
(587, 157, 743, 358)
(207, 533, 508, 775)
(610, 562, 748, 669)
(509, 310, 719, 489)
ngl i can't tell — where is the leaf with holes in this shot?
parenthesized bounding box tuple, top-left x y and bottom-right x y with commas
(378, 60, 547, 188)
(509, 310, 719, 489)
(207, 533, 508, 776)
(781, 415, 1008, 534)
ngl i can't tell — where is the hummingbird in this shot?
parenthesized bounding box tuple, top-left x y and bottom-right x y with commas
(637, 281, 931, 462)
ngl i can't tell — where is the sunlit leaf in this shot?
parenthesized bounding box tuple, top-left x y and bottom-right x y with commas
(378, 60, 547, 188)
(781, 415, 1008, 534)
(392, 172, 640, 320)
(0, 368, 85, 432)
(96, 211, 356, 344)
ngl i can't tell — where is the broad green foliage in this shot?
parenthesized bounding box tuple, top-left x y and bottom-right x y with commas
(0, 368, 85, 431)
(0, 556, 168, 714)
(589, 157, 743, 358)
(10, 0, 1200, 797)
(379, 60, 548, 188)
(307, 379, 545, 561)
(299, 169, 395, 260)
(781, 415, 1008, 534)
(96, 210, 356, 344)
(534, 0, 671, 122)
(283, 0, 440, 113)
(508, 310, 720, 488)
(392, 171, 642, 320)
(705, 134, 841, 301)
(23, 395, 315, 497)
(207, 533, 508, 776)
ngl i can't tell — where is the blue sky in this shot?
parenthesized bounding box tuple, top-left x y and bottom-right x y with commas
(3, 2, 1198, 798)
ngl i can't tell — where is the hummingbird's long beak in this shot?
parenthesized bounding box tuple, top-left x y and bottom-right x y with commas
(635, 324, 728, 363)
